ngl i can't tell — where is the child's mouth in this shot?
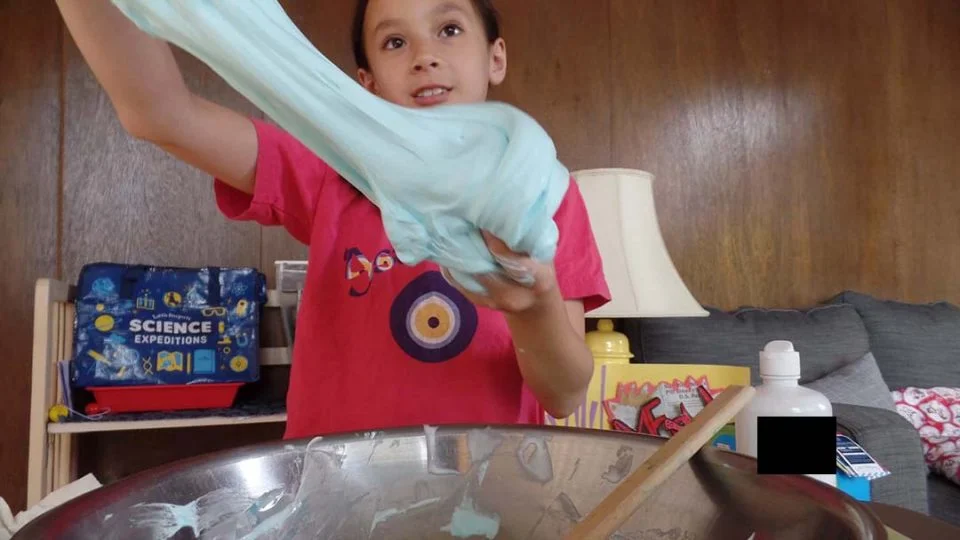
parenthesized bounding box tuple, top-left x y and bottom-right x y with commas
(413, 86, 452, 106)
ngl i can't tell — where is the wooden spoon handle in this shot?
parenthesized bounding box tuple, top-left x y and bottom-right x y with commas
(567, 385, 756, 539)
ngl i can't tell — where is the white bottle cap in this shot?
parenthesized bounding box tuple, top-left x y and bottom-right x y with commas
(759, 340, 800, 378)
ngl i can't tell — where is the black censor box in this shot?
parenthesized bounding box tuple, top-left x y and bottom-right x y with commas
(756, 416, 836, 475)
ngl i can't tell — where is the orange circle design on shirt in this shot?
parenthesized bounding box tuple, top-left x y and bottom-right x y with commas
(390, 271, 478, 363)
(376, 253, 395, 272)
(411, 297, 454, 343)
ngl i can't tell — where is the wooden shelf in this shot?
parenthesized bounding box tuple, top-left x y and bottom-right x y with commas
(48, 412, 287, 434)
(28, 280, 296, 505)
(46, 346, 291, 435)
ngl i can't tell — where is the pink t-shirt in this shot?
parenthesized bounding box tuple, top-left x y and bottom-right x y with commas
(215, 119, 611, 439)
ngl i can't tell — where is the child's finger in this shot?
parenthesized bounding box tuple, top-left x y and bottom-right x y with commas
(476, 272, 512, 295)
(440, 267, 497, 308)
(479, 230, 536, 286)
(494, 254, 536, 287)
(480, 230, 528, 258)
(476, 274, 534, 313)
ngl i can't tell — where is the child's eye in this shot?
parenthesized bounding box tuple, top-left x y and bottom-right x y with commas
(439, 24, 463, 38)
(383, 37, 405, 50)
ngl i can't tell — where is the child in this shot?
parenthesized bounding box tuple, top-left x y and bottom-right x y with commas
(57, 0, 611, 439)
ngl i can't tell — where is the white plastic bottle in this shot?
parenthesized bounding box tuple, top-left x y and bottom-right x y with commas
(735, 340, 836, 487)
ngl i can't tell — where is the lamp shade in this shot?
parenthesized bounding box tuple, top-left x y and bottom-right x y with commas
(572, 168, 708, 318)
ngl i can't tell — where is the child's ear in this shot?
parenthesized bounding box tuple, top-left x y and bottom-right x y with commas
(358, 68, 379, 94)
(488, 38, 507, 86)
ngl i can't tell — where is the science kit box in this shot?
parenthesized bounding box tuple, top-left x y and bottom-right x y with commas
(71, 262, 266, 411)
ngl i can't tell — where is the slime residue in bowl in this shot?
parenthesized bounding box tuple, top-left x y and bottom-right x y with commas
(109, 425, 551, 539)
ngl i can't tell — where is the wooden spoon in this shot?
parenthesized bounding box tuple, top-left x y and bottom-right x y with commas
(566, 385, 756, 539)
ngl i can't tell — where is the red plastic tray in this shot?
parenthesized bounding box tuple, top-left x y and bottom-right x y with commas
(87, 383, 242, 414)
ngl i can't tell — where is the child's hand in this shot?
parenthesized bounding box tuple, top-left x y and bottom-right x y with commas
(443, 231, 559, 315)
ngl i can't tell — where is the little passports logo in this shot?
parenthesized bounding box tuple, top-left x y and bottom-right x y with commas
(344, 247, 397, 296)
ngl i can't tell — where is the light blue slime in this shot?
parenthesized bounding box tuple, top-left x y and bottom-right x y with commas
(443, 495, 501, 539)
(110, 0, 570, 294)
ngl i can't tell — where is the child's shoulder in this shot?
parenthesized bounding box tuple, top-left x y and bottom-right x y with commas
(254, 118, 365, 197)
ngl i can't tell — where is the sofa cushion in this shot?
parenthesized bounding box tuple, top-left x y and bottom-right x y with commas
(804, 352, 897, 412)
(928, 474, 960, 526)
(627, 304, 871, 384)
(830, 291, 960, 390)
(834, 403, 929, 514)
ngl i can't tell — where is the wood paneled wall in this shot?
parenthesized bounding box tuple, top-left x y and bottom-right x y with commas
(608, 0, 960, 309)
(1, 0, 63, 515)
(2, 0, 958, 511)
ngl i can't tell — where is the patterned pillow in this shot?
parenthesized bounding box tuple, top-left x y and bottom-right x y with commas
(891, 387, 960, 485)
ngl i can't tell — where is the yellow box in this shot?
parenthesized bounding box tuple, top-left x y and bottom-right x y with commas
(546, 363, 751, 437)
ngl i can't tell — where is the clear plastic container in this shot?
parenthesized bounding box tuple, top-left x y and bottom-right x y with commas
(274, 260, 308, 293)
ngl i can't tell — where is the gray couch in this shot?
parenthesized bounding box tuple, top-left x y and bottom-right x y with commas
(623, 290, 960, 526)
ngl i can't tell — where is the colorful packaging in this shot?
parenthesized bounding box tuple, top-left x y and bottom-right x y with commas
(71, 263, 266, 387)
(835, 434, 890, 502)
(545, 363, 751, 446)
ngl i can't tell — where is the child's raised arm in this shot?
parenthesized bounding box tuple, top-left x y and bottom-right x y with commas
(56, 0, 258, 194)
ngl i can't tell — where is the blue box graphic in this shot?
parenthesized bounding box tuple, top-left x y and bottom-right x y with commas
(837, 472, 871, 502)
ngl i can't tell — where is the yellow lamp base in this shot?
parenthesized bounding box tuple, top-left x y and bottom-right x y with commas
(585, 319, 634, 365)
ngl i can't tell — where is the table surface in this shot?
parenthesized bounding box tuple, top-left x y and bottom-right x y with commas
(869, 502, 960, 539)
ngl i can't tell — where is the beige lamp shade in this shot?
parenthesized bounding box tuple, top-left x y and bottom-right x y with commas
(572, 168, 708, 319)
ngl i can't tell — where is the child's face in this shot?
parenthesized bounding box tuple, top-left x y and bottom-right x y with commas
(358, 0, 507, 108)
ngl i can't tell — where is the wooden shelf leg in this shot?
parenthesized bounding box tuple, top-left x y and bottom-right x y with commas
(27, 279, 71, 507)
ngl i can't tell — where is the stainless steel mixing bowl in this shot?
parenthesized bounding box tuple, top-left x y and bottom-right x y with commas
(14, 425, 887, 539)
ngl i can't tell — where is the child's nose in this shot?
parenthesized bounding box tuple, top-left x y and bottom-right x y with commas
(411, 45, 442, 72)
(413, 56, 441, 72)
